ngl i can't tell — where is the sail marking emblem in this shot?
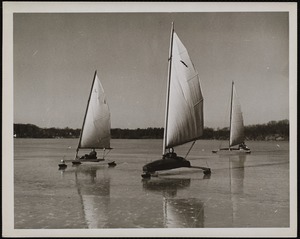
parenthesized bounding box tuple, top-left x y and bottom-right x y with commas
(180, 60, 188, 68)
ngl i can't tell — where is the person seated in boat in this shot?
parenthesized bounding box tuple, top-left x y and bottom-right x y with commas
(239, 142, 249, 150)
(88, 149, 97, 159)
(164, 148, 177, 158)
(79, 149, 97, 159)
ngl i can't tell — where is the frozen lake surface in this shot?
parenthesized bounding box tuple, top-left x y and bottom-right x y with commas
(13, 139, 290, 233)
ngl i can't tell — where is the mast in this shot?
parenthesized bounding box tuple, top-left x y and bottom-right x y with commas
(162, 22, 175, 155)
(75, 70, 98, 159)
(229, 81, 234, 150)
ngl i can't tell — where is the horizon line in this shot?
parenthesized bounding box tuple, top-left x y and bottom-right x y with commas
(13, 119, 289, 131)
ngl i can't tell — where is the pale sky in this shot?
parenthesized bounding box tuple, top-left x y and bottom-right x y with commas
(12, 4, 290, 129)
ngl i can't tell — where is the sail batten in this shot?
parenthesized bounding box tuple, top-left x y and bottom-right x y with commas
(165, 31, 204, 149)
(187, 74, 200, 82)
(78, 72, 111, 150)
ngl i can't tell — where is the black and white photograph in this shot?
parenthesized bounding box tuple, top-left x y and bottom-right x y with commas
(2, 2, 297, 237)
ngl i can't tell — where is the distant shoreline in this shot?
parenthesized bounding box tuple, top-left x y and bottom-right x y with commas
(13, 120, 289, 141)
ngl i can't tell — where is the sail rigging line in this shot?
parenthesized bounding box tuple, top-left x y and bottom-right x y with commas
(184, 140, 210, 171)
(162, 21, 174, 155)
(184, 140, 196, 159)
(102, 148, 112, 160)
(75, 70, 98, 159)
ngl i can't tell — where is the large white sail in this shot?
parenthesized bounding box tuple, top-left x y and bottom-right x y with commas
(79, 72, 111, 149)
(229, 83, 244, 147)
(166, 32, 204, 149)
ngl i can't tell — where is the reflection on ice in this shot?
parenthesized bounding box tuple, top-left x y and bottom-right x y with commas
(229, 155, 246, 224)
(164, 198, 204, 228)
(142, 177, 191, 197)
(66, 165, 111, 228)
(229, 154, 247, 194)
(142, 177, 205, 227)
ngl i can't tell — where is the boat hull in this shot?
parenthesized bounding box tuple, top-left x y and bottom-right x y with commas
(108, 161, 117, 167)
(142, 156, 191, 173)
(58, 163, 67, 169)
(71, 158, 105, 165)
(212, 148, 251, 154)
